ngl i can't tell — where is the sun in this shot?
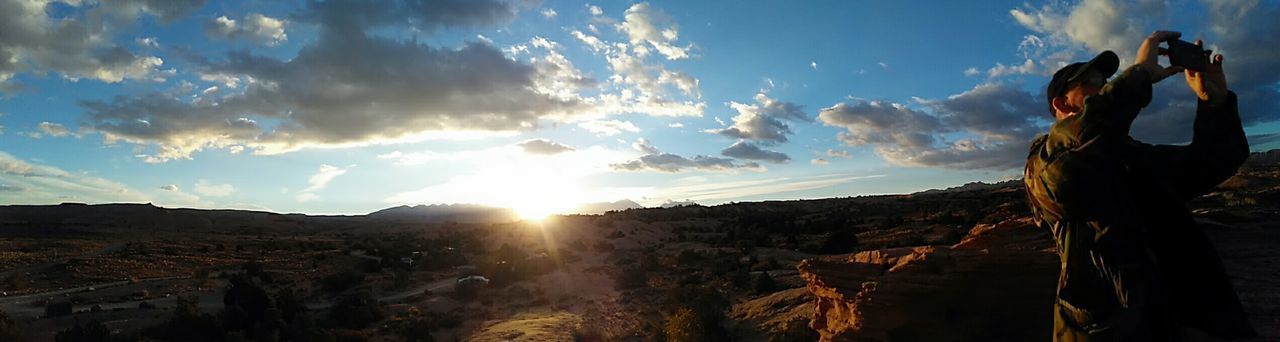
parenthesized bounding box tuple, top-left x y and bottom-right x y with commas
(515, 204, 559, 221)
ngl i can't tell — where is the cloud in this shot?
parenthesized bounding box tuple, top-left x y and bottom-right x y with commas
(0, 0, 202, 91)
(31, 122, 71, 139)
(578, 120, 640, 136)
(721, 141, 790, 163)
(296, 193, 320, 203)
(518, 139, 576, 155)
(611, 138, 764, 173)
(0, 150, 150, 204)
(820, 83, 1043, 170)
(194, 180, 236, 197)
(826, 149, 849, 158)
(642, 173, 886, 205)
(617, 2, 691, 60)
(205, 13, 288, 46)
(302, 164, 351, 193)
(707, 93, 809, 144)
(80, 2, 592, 162)
(160, 184, 179, 191)
(541, 8, 557, 19)
(810, 158, 829, 165)
(810, 61, 818, 70)
(986, 59, 1037, 78)
(668, 122, 684, 128)
(1009, 0, 1280, 144)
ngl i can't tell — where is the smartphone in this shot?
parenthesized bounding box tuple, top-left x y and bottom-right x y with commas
(1167, 39, 1207, 72)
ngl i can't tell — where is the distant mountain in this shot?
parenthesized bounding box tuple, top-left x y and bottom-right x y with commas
(913, 179, 1022, 195)
(571, 199, 645, 215)
(366, 204, 519, 223)
(1245, 149, 1280, 168)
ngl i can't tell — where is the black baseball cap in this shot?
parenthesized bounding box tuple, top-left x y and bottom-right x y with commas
(1046, 50, 1119, 115)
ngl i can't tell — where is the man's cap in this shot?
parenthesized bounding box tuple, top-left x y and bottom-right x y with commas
(1046, 50, 1120, 115)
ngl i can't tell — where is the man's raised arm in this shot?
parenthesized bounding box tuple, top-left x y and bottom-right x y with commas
(1133, 42, 1250, 201)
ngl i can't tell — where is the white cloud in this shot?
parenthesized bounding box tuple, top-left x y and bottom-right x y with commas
(810, 158, 829, 165)
(194, 180, 237, 197)
(810, 61, 818, 70)
(986, 58, 1037, 78)
(588, 5, 604, 16)
(296, 193, 319, 203)
(205, 13, 288, 46)
(963, 67, 981, 77)
(136, 37, 159, 48)
(571, 30, 608, 53)
(302, 164, 351, 193)
(639, 173, 886, 206)
(578, 120, 640, 136)
(0, 150, 151, 204)
(518, 139, 575, 155)
(31, 122, 71, 139)
(617, 2, 691, 60)
(668, 122, 684, 128)
(541, 8, 557, 19)
(707, 93, 809, 144)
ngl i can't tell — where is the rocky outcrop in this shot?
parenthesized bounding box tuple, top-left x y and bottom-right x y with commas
(798, 217, 1058, 341)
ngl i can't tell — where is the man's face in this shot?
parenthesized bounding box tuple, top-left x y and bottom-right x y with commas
(1055, 70, 1108, 120)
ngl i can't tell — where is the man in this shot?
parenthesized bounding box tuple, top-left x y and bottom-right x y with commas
(1024, 30, 1257, 340)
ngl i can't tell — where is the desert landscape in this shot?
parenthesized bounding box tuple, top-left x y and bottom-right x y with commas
(0, 150, 1276, 341)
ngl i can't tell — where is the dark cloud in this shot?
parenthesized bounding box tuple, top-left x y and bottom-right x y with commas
(1012, 1, 1280, 146)
(0, 0, 203, 91)
(0, 184, 25, 192)
(1247, 132, 1280, 147)
(160, 184, 180, 191)
(612, 139, 763, 173)
(518, 139, 575, 155)
(820, 83, 1045, 170)
(611, 153, 762, 173)
(80, 0, 587, 162)
(709, 93, 809, 144)
(295, 0, 522, 34)
(720, 141, 790, 163)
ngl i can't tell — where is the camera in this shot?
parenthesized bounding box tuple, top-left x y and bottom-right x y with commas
(1167, 39, 1208, 72)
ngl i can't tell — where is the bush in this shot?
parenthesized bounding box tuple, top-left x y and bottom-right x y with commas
(321, 270, 366, 293)
(57, 321, 136, 342)
(46, 301, 73, 317)
(753, 273, 778, 295)
(327, 293, 384, 330)
(769, 318, 819, 342)
(1, 310, 25, 341)
(614, 267, 647, 290)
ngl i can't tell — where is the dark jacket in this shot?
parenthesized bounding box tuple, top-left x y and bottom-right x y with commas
(1024, 66, 1256, 341)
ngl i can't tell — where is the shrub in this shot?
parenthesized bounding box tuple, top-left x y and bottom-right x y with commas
(768, 318, 819, 342)
(614, 267, 647, 290)
(56, 321, 135, 342)
(1, 310, 25, 341)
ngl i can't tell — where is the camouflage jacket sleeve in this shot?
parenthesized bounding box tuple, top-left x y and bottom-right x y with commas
(1126, 92, 1250, 201)
(1028, 66, 1153, 221)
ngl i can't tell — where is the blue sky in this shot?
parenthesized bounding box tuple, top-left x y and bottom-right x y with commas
(2, 0, 1278, 216)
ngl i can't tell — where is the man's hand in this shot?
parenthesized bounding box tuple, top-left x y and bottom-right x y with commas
(1185, 39, 1229, 105)
(1135, 30, 1185, 83)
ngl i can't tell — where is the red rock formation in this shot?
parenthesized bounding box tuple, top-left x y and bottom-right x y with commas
(798, 217, 1058, 341)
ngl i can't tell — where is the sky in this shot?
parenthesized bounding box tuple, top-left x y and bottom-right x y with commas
(1, 0, 1279, 217)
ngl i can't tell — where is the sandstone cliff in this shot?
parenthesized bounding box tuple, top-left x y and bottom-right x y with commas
(798, 217, 1059, 341)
